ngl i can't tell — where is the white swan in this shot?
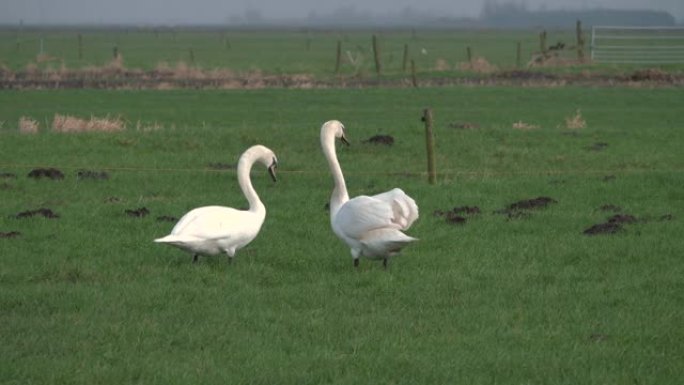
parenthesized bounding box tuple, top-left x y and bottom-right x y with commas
(320, 120, 419, 268)
(154, 145, 278, 263)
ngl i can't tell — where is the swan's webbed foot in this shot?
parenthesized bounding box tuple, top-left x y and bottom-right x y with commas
(192, 254, 199, 263)
(353, 258, 359, 268)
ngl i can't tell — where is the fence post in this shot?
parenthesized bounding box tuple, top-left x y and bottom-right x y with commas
(189, 48, 195, 64)
(372, 34, 381, 76)
(539, 30, 547, 55)
(466, 46, 472, 64)
(516, 42, 521, 68)
(335, 40, 342, 74)
(422, 108, 436, 185)
(411, 59, 418, 88)
(576, 20, 585, 62)
(77, 33, 83, 60)
(402, 43, 409, 73)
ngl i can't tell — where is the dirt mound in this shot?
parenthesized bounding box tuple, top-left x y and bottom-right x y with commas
(28, 168, 64, 180)
(583, 213, 637, 235)
(125, 207, 150, 218)
(434, 205, 481, 225)
(0, 231, 21, 238)
(363, 135, 394, 146)
(0, 172, 17, 179)
(583, 221, 623, 235)
(507, 197, 557, 211)
(15, 208, 60, 219)
(77, 169, 110, 180)
(588, 142, 608, 151)
(156, 215, 177, 222)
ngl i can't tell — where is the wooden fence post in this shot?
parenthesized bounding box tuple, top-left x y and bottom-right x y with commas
(576, 20, 585, 62)
(467, 46, 472, 63)
(422, 108, 436, 184)
(189, 48, 195, 64)
(411, 59, 418, 88)
(335, 40, 342, 74)
(372, 34, 382, 76)
(539, 30, 547, 55)
(402, 43, 409, 73)
(516, 41, 521, 68)
(77, 33, 83, 60)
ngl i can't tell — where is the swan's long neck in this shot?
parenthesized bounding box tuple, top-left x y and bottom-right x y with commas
(237, 153, 265, 214)
(322, 132, 349, 219)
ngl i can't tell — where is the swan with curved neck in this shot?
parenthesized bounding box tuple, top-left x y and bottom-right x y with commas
(321, 120, 419, 268)
(154, 145, 278, 263)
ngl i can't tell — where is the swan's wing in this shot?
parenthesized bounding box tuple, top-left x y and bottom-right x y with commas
(334, 195, 398, 240)
(369, 188, 419, 230)
(170, 206, 250, 240)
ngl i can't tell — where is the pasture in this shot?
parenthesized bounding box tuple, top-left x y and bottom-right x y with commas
(1, 85, 683, 384)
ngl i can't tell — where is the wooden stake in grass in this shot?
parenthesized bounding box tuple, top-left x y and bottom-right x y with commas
(539, 30, 547, 55)
(516, 41, 522, 68)
(422, 108, 436, 184)
(335, 40, 342, 74)
(466, 46, 472, 64)
(576, 20, 585, 63)
(77, 33, 83, 60)
(372, 34, 382, 76)
(402, 43, 409, 73)
(411, 59, 418, 88)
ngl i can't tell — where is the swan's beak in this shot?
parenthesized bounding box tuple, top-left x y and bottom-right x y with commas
(268, 159, 278, 182)
(340, 133, 350, 146)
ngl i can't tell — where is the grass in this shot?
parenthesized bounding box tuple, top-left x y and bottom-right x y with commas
(0, 86, 683, 384)
(3, 28, 683, 79)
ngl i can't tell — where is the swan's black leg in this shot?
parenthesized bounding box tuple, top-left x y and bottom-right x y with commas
(192, 254, 199, 263)
(353, 258, 359, 268)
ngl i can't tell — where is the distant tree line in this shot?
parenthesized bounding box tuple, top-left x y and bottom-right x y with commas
(479, 1, 677, 28)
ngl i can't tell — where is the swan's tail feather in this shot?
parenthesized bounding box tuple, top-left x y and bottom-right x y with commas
(154, 234, 200, 244)
(360, 229, 418, 256)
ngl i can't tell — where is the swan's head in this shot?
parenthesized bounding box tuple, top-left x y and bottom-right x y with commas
(241, 145, 278, 182)
(321, 120, 350, 147)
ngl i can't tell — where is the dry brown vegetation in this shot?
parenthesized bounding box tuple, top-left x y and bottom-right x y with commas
(52, 114, 125, 133)
(19, 116, 40, 134)
(512, 120, 540, 130)
(458, 57, 498, 73)
(564, 109, 586, 129)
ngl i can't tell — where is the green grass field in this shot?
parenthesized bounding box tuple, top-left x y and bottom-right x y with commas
(1, 86, 683, 384)
(4, 28, 682, 79)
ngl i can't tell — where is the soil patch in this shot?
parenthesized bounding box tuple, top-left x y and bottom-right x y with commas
(77, 169, 110, 180)
(156, 215, 177, 222)
(363, 135, 394, 146)
(583, 213, 637, 235)
(125, 207, 150, 218)
(0, 231, 21, 238)
(583, 221, 623, 235)
(0, 172, 17, 179)
(15, 208, 60, 219)
(434, 205, 481, 225)
(602, 175, 616, 182)
(495, 196, 557, 219)
(28, 168, 64, 180)
(659, 214, 674, 221)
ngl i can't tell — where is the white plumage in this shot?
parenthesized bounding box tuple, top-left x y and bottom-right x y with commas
(320, 120, 419, 268)
(154, 145, 278, 263)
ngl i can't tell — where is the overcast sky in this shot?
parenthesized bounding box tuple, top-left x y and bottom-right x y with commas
(1, 0, 682, 25)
